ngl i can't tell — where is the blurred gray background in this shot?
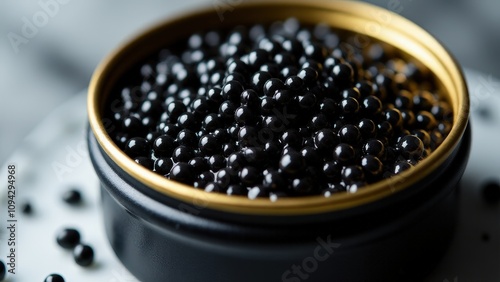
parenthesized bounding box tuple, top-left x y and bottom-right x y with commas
(1, 0, 500, 161)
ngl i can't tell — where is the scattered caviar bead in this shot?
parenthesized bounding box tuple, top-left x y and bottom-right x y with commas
(21, 201, 33, 214)
(73, 243, 94, 267)
(56, 228, 81, 249)
(0, 260, 4, 281)
(105, 18, 452, 198)
(44, 274, 65, 282)
(62, 189, 82, 205)
(481, 180, 500, 205)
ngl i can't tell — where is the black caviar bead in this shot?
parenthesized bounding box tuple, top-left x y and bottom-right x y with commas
(342, 165, 365, 184)
(401, 110, 416, 127)
(263, 170, 287, 190)
(304, 41, 328, 61)
(219, 100, 237, 120)
(298, 67, 319, 85)
(341, 88, 361, 100)
(44, 274, 65, 282)
(172, 146, 195, 163)
(162, 124, 180, 137)
(273, 89, 293, 105)
(124, 137, 150, 158)
(222, 143, 237, 157)
(223, 72, 246, 84)
(259, 63, 281, 77)
(191, 97, 212, 117)
(415, 111, 437, 130)
(377, 121, 394, 139)
(196, 171, 214, 188)
(205, 182, 223, 193)
(385, 108, 404, 129)
(260, 97, 275, 115)
(228, 123, 240, 140)
(339, 97, 359, 116)
(170, 162, 195, 184)
(333, 143, 355, 164)
(361, 155, 383, 176)
(363, 139, 385, 158)
(56, 228, 81, 249)
(122, 116, 147, 137)
(319, 98, 337, 118)
(62, 189, 82, 205)
(361, 96, 382, 116)
(238, 126, 259, 147)
(300, 146, 320, 165)
(216, 168, 237, 188)
(235, 106, 258, 125)
(398, 135, 424, 159)
(154, 158, 173, 175)
(227, 152, 247, 170)
(394, 90, 414, 109)
(239, 166, 262, 186)
(281, 129, 302, 149)
(209, 155, 226, 171)
(213, 128, 230, 143)
(285, 76, 304, 91)
(251, 71, 273, 92)
(323, 161, 341, 179)
(199, 134, 220, 156)
(247, 49, 271, 68)
(203, 113, 223, 132)
(242, 147, 266, 165)
(338, 124, 361, 145)
(297, 92, 317, 110)
(248, 186, 268, 200)
(258, 37, 282, 54)
(189, 157, 208, 174)
(354, 81, 374, 97)
(279, 151, 305, 175)
(412, 129, 431, 147)
(153, 135, 176, 157)
(177, 112, 199, 131)
(282, 38, 304, 59)
(263, 78, 285, 97)
(263, 141, 282, 161)
(309, 114, 329, 131)
(73, 243, 94, 267)
(241, 89, 261, 109)
(226, 184, 247, 196)
(274, 52, 296, 67)
(358, 118, 376, 138)
(393, 161, 412, 174)
(21, 202, 33, 214)
(222, 80, 244, 102)
(331, 63, 354, 87)
(314, 129, 339, 152)
(413, 91, 435, 111)
(177, 129, 198, 149)
(291, 177, 314, 195)
(134, 157, 154, 170)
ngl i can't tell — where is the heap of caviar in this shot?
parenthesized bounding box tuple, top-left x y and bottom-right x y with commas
(105, 18, 453, 199)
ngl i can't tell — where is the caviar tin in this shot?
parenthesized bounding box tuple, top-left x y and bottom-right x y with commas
(87, 1, 470, 281)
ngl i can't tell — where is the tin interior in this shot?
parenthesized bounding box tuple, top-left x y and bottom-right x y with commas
(88, 0, 469, 216)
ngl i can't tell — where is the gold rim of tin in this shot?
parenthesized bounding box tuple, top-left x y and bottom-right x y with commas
(88, 0, 469, 216)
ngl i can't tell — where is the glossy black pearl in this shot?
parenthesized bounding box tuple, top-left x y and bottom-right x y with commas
(342, 165, 365, 183)
(331, 63, 354, 87)
(208, 155, 227, 171)
(219, 100, 237, 120)
(298, 67, 319, 85)
(393, 161, 412, 174)
(172, 146, 195, 163)
(154, 158, 173, 175)
(56, 228, 81, 249)
(358, 118, 376, 138)
(361, 96, 382, 116)
(273, 89, 293, 105)
(362, 139, 385, 158)
(339, 97, 359, 115)
(73, 243, 94, 267)
(199, 134, 220, 156)
(170, 162, 195, 184)
(338, 124, 361, 145)
(235, 106, 258, 125)
(361, 155, 383, 175)
(415, 111, 437, 130)
(177, 112, 199, 131)
(333, 143, 355, 164)
(385, 108, 403, 129)
(281, 129, 302, 148)
(124, 137, 150, 158)
(398, 135, 424, 159)
(134, 157, 154, 169)
(291, 177, 314, 194)
(152, 135, 175, 157)
(285, 75, 304, 91)
(222, 80, 244, 102)
(263, 78, 285, 96)
(263, 169, 287, 190)
(44, 274, 65, 282)
(279, 151, 305, 175)
(239, 166, 262, 186)
(62, 189, 82, 205)
(314, 129, 339, 151)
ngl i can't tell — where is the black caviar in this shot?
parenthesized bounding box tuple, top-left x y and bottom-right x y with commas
(105, 18, 452, 199)
(44, 274, 65, 282)
(56, 228, 81, 249)
(73, 243, 94, 267)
